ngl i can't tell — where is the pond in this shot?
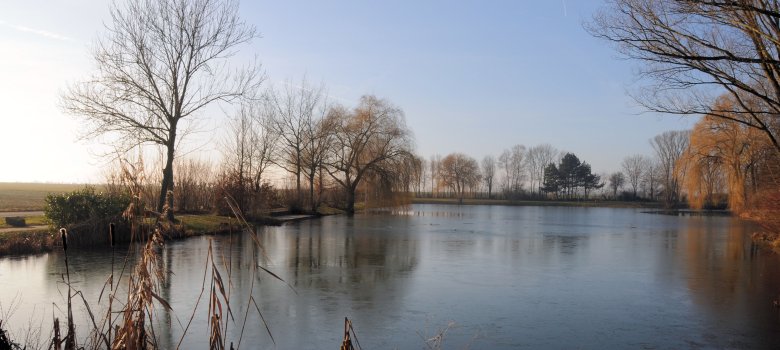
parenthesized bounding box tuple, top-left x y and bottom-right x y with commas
(1, 204, 780, 349)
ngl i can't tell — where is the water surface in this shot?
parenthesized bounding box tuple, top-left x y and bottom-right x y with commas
(1, 204, 779, 349)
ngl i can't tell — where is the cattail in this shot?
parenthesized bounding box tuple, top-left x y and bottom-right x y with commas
(109, 223, 116, 247)
(60, 228, 68, 252)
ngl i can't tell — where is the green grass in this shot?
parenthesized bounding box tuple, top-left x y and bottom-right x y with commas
(177, 214, 241, 233)
(0, 182, 87, 211)
(317, 204, 345, 215)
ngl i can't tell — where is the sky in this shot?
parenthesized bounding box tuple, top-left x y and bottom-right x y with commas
(0, 0, 694, 183)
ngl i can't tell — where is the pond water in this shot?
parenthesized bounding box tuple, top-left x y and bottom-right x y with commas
(1, 204, 780, 349)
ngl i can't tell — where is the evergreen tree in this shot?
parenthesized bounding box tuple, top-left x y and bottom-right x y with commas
(542, 163, 560, 196)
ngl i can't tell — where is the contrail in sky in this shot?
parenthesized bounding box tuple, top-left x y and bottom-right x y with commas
(0, 20, 73, 41)
(562, 0, 568, 17)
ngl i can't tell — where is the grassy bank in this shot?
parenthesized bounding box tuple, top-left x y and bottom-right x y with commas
(0, 214, 247, 256)
(412, 197, 662, 208)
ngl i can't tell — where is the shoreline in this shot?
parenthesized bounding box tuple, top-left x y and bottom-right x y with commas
(411, 197, 664, 209)
(0, 213, 321, 257)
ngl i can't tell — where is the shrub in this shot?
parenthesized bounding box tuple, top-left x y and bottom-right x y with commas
(4, 216, 26, 227)
(44, 186, 131, 229)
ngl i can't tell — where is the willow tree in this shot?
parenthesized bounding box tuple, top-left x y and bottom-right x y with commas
(440, 153, 481, 202)
(62, 0, 261, 220)
(590, 0, 780, 152)
(684, 95, 772, 211)
(325, 96, 413, 214)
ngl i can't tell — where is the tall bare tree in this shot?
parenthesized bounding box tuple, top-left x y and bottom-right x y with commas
(325, 96, 413, 214)
(651, 130, 690, 206)
(430, 154, 441, 196)
(221, 108, 256, 211)
(527, 144, 559, 195)
(642, 159, 661, 200)
(608, 172, 626, 199)
(220, 103, 277, 212)
(621, 154, 651, 199)
(499, 144, 527, 197)
(590, 0, 780, 152)
(481, 155, 497, 199)
(62, 0, 261, 220)
(265, 79, 326, 209)
(301, 110, 334, 212)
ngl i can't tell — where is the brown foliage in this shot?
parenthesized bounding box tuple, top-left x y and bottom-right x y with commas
(683, 95, 775, 212)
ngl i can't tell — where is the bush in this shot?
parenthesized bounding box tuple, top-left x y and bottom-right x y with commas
(44, 186, 131, 229)
(4, 216, 26, 227)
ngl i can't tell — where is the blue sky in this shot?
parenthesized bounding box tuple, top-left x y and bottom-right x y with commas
(0, 0, 693, 183)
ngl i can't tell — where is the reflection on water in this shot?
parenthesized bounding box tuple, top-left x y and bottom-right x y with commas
(1, 204, 779, 349)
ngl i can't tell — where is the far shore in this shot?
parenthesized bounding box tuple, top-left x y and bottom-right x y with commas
(411, 197, 664, 209)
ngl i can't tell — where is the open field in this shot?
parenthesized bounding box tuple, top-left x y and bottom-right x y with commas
(0, 182, 87, 211)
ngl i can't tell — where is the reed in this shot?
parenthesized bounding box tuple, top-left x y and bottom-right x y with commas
(340, 317, 362, 350)
(35, 159, 292, 349)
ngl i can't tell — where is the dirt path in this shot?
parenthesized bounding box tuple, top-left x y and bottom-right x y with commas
(0, 225, 48, 234)
(0, 211, 44, 217)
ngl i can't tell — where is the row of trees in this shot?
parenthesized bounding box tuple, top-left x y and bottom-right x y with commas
(62, 0, 416, 217)
(588, 0, 780, 221)
(417, 147, 607, 202)
(218, 88, 414, 215)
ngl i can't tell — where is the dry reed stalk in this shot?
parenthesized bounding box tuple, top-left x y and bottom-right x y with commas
(57, 228, 77, 350)
(51, 317, 61, 350)
(112, 228, 170, 350)
(340, 317, 361, 350)
(418, 321, 457, 350)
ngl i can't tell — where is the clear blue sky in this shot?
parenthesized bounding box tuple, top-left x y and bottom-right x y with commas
(0, 0, 693, 183)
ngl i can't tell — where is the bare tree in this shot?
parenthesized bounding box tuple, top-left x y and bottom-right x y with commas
(265, 78, 326, 209)
(324, 96, 413, 214)
(642, 159, 662, 201)
(527, 144, 559, 195)
(415, 156, 427, 195)
(589, 0, 780, 152)
(651, 130, 690, 206)
(175, 157, 214, 213)
(621, 154, 651, 199)
(499, 144, 527, 197)
(220, 103, 277, 212)
(440, 153, 481, 202)
(221, 107, 257, 212)
(300, 100, 334, 213)
(430, 154, 441, 196)
(481, 155, 497, 199)
(608, 172, 626, 199)
(62, 0, 261, 220)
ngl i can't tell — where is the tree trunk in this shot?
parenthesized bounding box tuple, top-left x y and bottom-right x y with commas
(309, 171, 316, 213)
(345, 186, 356, 215)
(158, 142, 176, 221)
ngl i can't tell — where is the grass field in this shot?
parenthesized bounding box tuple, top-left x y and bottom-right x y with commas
(0, 182, 87, 211)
